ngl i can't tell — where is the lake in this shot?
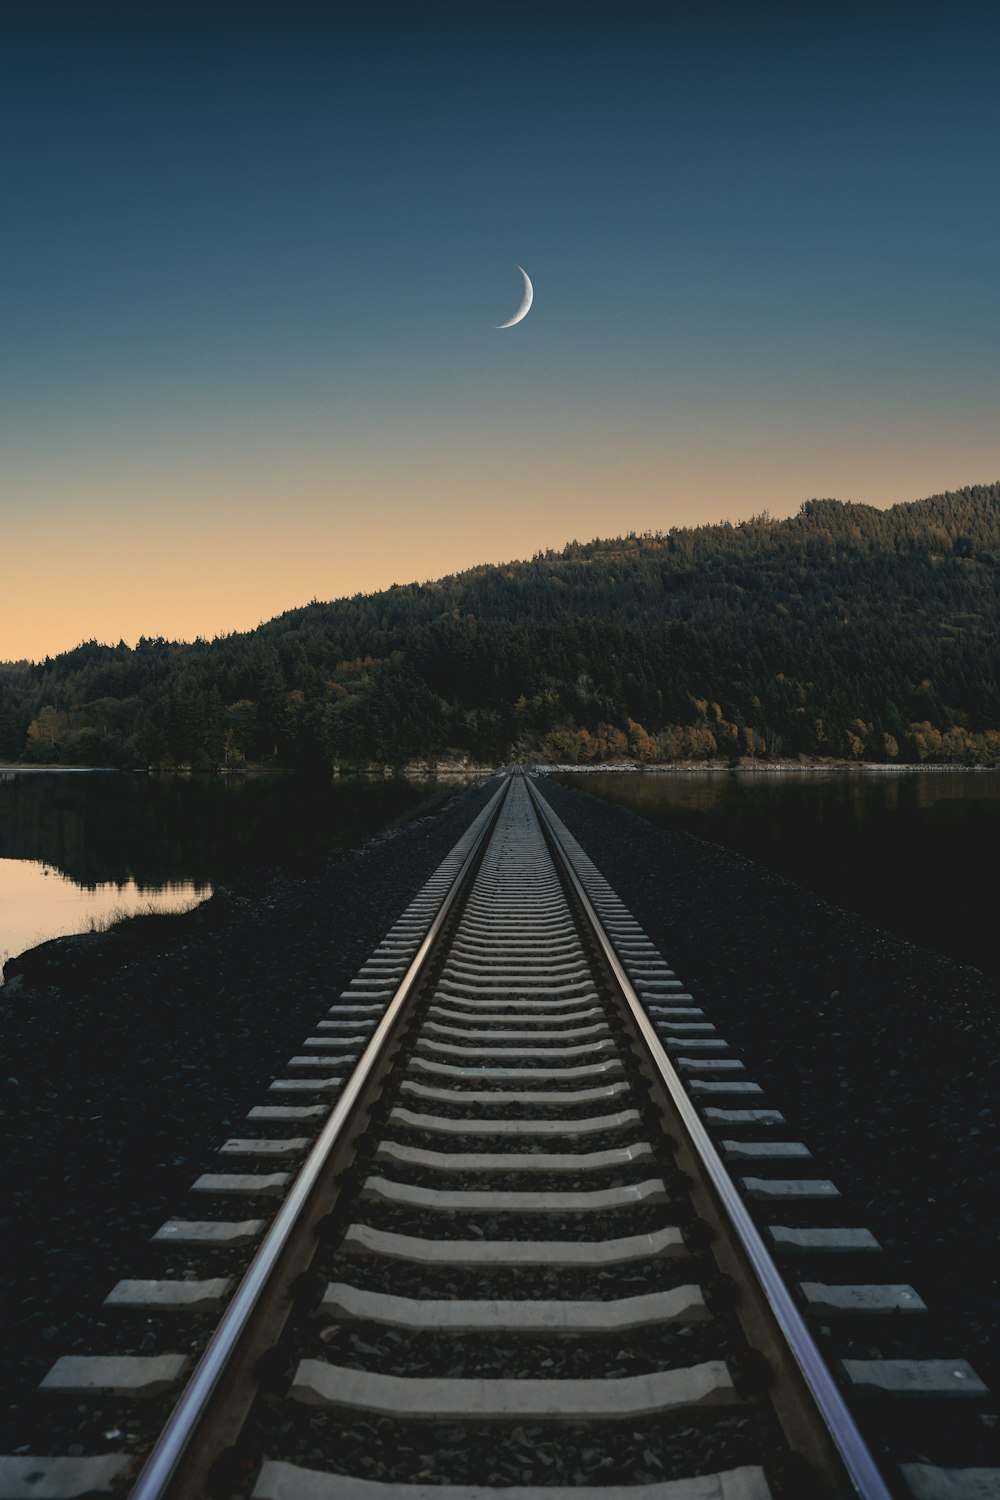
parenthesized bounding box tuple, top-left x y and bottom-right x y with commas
(552, 769, 1000, 985)
(0, 769, 456, 978)
(4, 766, 998, 988)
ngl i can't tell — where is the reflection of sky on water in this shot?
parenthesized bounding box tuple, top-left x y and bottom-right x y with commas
(0, 858, 209, 978)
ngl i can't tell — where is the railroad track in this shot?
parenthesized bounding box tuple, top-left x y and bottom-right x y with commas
(2, 772, 996, 1500)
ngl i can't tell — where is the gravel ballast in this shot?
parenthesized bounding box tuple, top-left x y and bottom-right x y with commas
(0, 778, 498, 1443)
(537, 774, 1000, 1393)
(1, 767, 997, 1460)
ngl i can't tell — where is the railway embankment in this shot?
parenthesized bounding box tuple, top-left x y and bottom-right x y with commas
(1, 770, 997, 1451)
(0, 777, 499, 1442)
(539, 777, 1000, 1394)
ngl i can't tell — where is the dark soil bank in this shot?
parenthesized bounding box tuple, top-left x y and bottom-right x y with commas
(539, 776, 1000, 1390)
(0, 778, 498, 1440)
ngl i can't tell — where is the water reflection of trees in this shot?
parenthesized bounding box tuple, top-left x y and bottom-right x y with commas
(0, 774, 441, 889)
(552, 770, 1000, 982)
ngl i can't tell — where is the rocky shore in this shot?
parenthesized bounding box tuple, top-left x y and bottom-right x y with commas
(1, 770, 997, 1447)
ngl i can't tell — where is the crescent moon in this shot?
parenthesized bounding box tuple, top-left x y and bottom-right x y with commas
(496, 265, 533, 329)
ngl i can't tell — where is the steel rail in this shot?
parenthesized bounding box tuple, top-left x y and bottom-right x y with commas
(524, 772, 893, 1500)
(129, 773, 512, 1500)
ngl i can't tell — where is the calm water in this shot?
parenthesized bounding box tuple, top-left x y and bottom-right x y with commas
(553, 770, 1000, 984)
(0, 769, 456, 976)
(5, 767, 998, 987)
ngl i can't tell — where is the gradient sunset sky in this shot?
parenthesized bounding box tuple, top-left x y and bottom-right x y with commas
(3, 2, 999, 661)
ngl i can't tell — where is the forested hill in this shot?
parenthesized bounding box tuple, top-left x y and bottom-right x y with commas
(3, 483, 999, 768)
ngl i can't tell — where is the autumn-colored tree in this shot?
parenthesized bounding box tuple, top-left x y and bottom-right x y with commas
(627, 719, 658, 761)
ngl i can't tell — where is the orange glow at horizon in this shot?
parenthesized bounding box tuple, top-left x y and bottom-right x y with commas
(5, 5, 1000, 667)
(4, 414, 1000, 662)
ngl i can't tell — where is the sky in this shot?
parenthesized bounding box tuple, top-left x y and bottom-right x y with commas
(2, 1, 999, 661)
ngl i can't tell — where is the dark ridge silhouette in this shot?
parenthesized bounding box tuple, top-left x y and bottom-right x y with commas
(2, 483, 998, 767)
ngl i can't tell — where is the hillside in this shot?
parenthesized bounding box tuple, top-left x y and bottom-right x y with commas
(2, 483, 999, 768)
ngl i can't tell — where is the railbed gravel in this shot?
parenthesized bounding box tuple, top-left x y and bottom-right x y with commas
(4, 770, 998, 1482)
(351, 1205, 683, 1242)
(319, 1253, 716, 1304)
(305, 1324, 734, 1379)
(245, 1410, 784, 1490)
(540, 776, 1000, 1395)
(0, 778, 498, 1447)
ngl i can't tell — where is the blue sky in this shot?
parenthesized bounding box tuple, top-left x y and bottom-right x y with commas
(2, 2, 999, 658)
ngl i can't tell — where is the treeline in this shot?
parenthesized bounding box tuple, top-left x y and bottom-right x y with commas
(2, 483, 999, 769)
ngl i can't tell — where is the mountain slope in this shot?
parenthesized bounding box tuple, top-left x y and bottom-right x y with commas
(2, 483, 998, 767)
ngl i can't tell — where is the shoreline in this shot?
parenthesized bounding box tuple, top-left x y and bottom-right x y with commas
(537, 759, 998, 774)
(539, 777, 999, 1392)
(0, 778, 500, 1438)
(4, 757, 999, 777)
(0, 774, 996, 1432)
